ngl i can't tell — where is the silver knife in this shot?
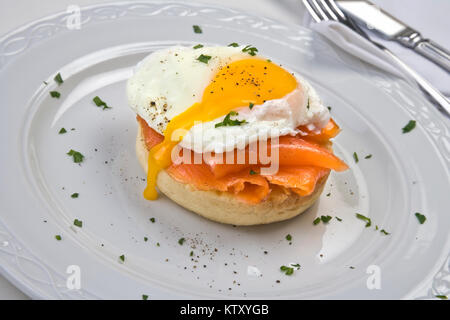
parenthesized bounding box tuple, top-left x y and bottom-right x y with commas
(335, 0, 450, 72)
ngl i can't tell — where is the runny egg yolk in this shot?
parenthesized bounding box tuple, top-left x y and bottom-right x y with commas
(144, 58, 298, 200)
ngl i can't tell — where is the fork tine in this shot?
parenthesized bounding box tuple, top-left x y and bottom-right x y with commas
(311, 0, 332, 20)
(302, 0, 329, 22)
(317, 0, 340, 21)
(324, 0, 370, 38)
(324, 0, 348, 22)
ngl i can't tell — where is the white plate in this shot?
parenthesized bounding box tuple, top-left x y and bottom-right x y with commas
(0, 1, 449, 300)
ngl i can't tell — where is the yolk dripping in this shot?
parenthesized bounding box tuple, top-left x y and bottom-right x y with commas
(144, 58, 298, 200)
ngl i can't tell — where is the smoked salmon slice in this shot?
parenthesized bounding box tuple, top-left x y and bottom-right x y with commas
(204, 135, 348, 178)
(138, 116, 347, 204)
(139, 116, 347, 177)
(264, 166, 329, 196)
(138, 116, 163, 149)
(276, 135, 347, 170)
(166, 163, 270, 204)
(298, 118, 341, 144)
(166, 164, 329, 203)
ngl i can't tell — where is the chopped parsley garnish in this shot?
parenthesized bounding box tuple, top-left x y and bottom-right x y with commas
(67, 149, 84, 163)
(280, 264, 300, 275)
(71, 193, 79, 198)
(193, 44, 203, 49)
(119, 254, 125, 262)
(193, 25, 202, 33)
(249, 170, 257, 175)
(59, 128, 67, 134)
(50, 91, 61, 98)
(249, 102, 254, 109)
(306, 99, 310, 110)
(196, 54, 212, 64)
(327, 106, 332, 111)
(190, 251, 194, 257)
(156, 242, 160, 247)
(380, 229, 390, 235)
(150, 217, 155, 223)
(55, 235, 62, 241)
(335, 217, 342, 222)
(353, 152, 359, 163)
(285, 234, 292, 241)
(314, 216, 333, 225)
(54, 73, 64, 85)
(73, 219, 83, 228)
(178, 238, 185, 245)
(402, 120, 416, 133)
(242, 45, 258, 56)
(142, 295, 149, 300)
(326, 193, 331, 197)
(436, 295, 448, 300)
(144, 237, 148, 242)
(280, 265, 294, 275)
(228, 42, 239, 47)
(266, 59, 272, 62)
(365, 154, 372, 159)
(215, 111, 247, 128)
(356, 213, 371, 227)
(415, 212, 426, 224)
(93, 96, 111, 110)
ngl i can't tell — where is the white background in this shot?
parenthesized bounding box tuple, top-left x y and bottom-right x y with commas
(0, 0, 448, 299)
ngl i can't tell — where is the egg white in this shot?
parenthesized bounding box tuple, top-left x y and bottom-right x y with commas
(127, 45, 248, 134)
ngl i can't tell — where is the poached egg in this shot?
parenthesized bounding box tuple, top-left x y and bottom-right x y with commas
(127, 45, 330, 199)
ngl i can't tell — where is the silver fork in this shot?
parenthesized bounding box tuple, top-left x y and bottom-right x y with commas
(303, 0, 450, 116)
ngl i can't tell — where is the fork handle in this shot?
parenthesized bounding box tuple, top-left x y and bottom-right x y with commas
(414, 39, 450, 73)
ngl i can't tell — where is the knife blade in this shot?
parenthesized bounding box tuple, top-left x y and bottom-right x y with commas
(335, 0, 450, 72)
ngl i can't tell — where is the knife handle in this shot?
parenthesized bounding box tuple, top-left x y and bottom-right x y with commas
(414, 39, 450, 73)
(397, 30, 450, 72)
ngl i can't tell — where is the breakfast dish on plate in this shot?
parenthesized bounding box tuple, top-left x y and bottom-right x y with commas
(128, 45, 348, 225)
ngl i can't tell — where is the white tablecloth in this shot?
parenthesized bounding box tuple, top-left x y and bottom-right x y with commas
(0, 0, 448, 299)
